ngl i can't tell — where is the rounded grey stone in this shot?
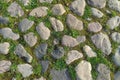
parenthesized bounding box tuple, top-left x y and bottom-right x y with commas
(75, 60, 92, 80)
(7, 2, 24, 17)
(70, 0, 86, 16)
(0, 42, 10, 54)
(66, 14, 83, 31)
(91, 32, 112, 55)
(14, 44, 33, 63)
(88, 22, 102, 33)
(87, 0, 106, 8)
(106, 16, 120, 30)
(17, 64, 33, 78)
(97, 64, 111, 80)
(62, 35, 79, 47)
(49, 17, 64, 31)
(0, 60, 11, 74)
(52, 4, 66, 15)
(36, 22, 50, 40)
(24, 32, 37, 47)
(111, 32, 120, 43)
(29, 7, 48, 17)
(91, 8, 103, 18)
(0, 28, 20, 40)
(39, 0, 53, 3)
(18, 18, 34, 32)
(35, 43, 48, 59)
(51, 46, 64, 59)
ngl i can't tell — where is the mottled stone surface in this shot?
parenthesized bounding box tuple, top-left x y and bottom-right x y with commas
(52, 4, 66, 15)
(87, 0, 106, 8)
(39, 0, 53, 3)
(88, 22, 102, 33)
(107, 16, 120, 30)
(91, 8, 103, 18)
(51, 46, 64, 59)
(18, 18, 34, 32)
(0, 60, 11, 74)
(83, 45, 97, 57)
(0, 16, 9, 24)
(66, 14, 83, 31)
(24, 32, 37, 47)
(70, 0, 86, 16)
(0, 28, 20, 40)
(14, 44, 33, 63)
(91, 33, 112, 55)
(108, 0, 120, 12)
(7, 2, 24, 17)
(113, 46, 120, 66)
(17, 64, 33, 78)
(36, 22, 50, 40)
(29, 7, 48, 17)
(111, 32, 120, 43)
(49, 17, 64, 31)
(75, 60, 92, 80)
(62, 35, 79, 47)
(97, 64, 111, 80)
(35, 43, 48, 59)
(0, 42, 10, 54)
(66, 50, 83, 64)
(50, 69, 71, 80)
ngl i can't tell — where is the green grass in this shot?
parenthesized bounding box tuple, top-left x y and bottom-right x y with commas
(53, 58, 67, 70)
(0, 0, 119, 80)
(82, 5, 92, 19)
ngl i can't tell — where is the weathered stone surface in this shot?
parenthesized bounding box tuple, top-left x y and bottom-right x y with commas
(18, 18, 34, 32)
(106, 16, 120, 30)
(108, 0, 120, 12)
(7, 2, 24, 17)
(4, 0, 11, 2)
(17, 64, 33, 78)
(34, 77, 46, 80)
(114, 71, 120, 80)
(70, 0, 86, 16)
(50, 69, 71, 80)
(83, 45, 97, 57)
(0, 28, 19, 40)
(52, 4, 66, 15)
(87, 0, 106, 8)
(113, 46, 120, 66)
(76, 36, 86, 43)
(0, 60, 11, 74)
(36, 22, 50, 40)
(111, 32, 120, 43)
(66, 14, 83, 31)
(75, 60, 92, 80)
(41, 60, 49, 73)
(29, 7, 48, 17)
(24, 32, 37, 47)
(35, 43, 48, 59)
(19, 0, 30, 6)
(62, 35, 79, 47)
(97, 64, 111, 80)
(14, 44, 33, 63)
(51, 46, 64, 59)
(0, 16, 9, 24)
(91, 33, 112, 55)
(91, 8, 103, 18)
(66, 50, 83, 64)
(88, 22, 102, 33)
(39, 0, 53, 3)
(49, 17, 64, 31)
(0, 42, 10, 54)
